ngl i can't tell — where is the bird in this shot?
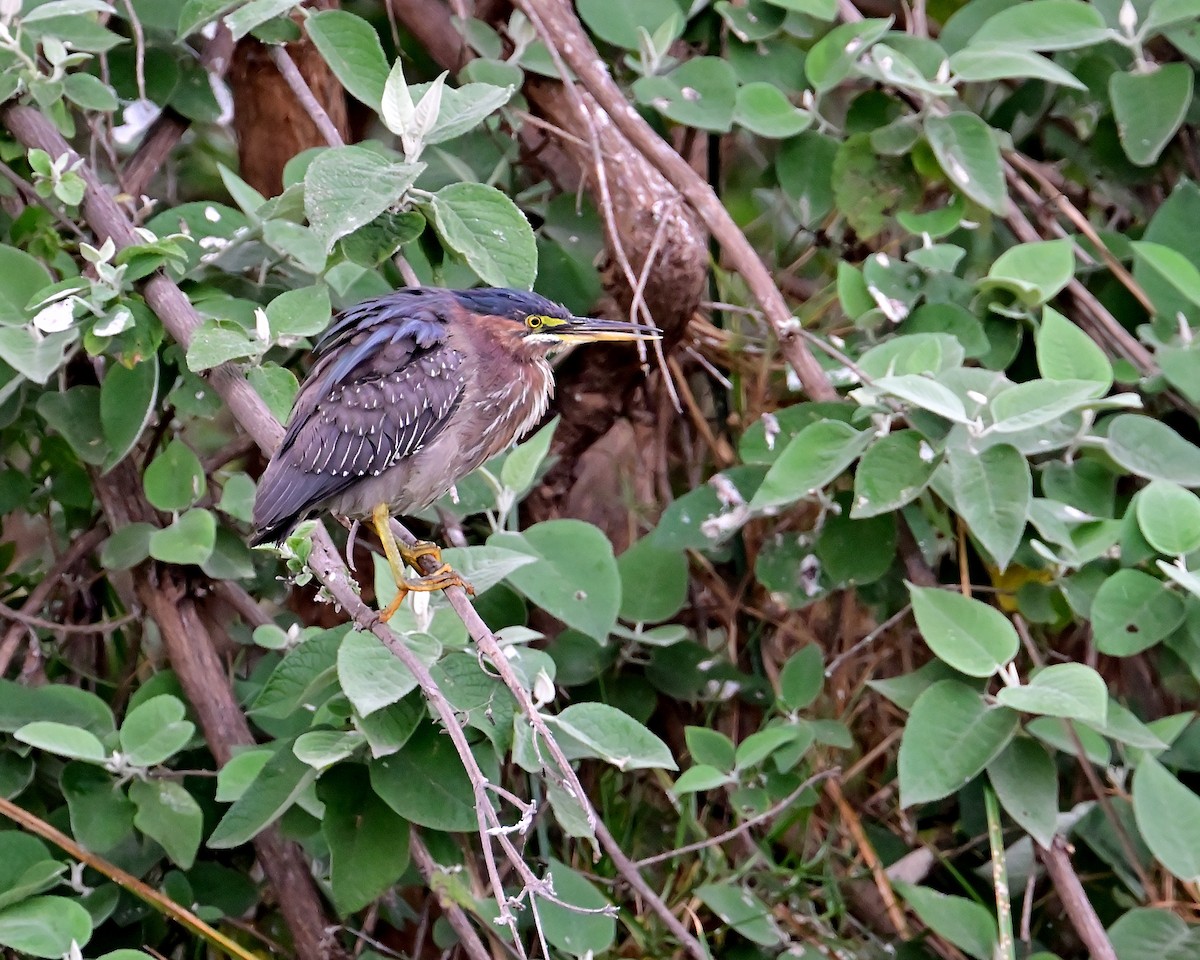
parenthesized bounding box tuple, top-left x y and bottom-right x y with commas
(251, 286, 661, 620)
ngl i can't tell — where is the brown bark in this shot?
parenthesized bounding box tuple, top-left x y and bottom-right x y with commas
(87, 458, 345, 960)
(229, 0, 349, 196)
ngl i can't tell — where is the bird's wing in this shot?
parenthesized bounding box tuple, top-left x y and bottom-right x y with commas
(251, 313, 466, 543)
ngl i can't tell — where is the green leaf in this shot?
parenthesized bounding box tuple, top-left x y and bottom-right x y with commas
(576, 0, 681, 49)
(974, 0, 1108, 49)
(491, 520, 621, 641)
(147, 509, 216, 566)
(852, 430, 939, 518)
(250, 631, 341, 720)
(987, 737, 1059, 847)
(982, 239, 1075, 305)
(617, 538, 688, 623)
(0, 682, 114, 737)
(143, 439, 205, 511)
(945, 443, 1030, 572)
(61, 763, 134, 853)
(292, 730, 364, 769)
(0, 860, 65, 913)
(805, 18, 894, 92)
(735, 725, 803, 769)
(750, 420, 871, 511)
(305, 10, 388, 108)
(100, 358, 158, 472)
(304, 146, 423, 252)
(949, 44, 1087, 90)
(175, 0, 236, 35)
(248, 364, 298, 425)
(0, 896, 93, 958)
(673, 764, 734, 793)
(1137, 480, 1200, 555)
(319, 765, 409, 916)
(1131, 240, 1200, 308)
(898, 680, 1019, 806)
(538, 859, 616, 956)
(873, 374, 970, 422)
(369, 722, 480, 831)
(924, 112, 1007, 216)
(778, 644, 824, 711)
(0, 328, 76, 383)
(129, 779, 202, 869)
(895, 883, 998, 960)
(762, 0, 835, 15)
(696, 882, 783, 947)
(357, 689, 424, 758)
(184, 318, 261, 373)
(909, 585, 1019, 677)
(1110, 64, 1193, 166)
(989, 379, 1105, 433)
(62, 71, 118, 111)
(1133, 755, 1200, 882)
(1106, 414, 1200, 485)
(426, 182, 537, 289)
(685, 726, 736, 771)
(209, 743, 317, 848)
(433, 546, 536, 598)
(549, 703, 676, 771)
(37, 386, 105, 465)
(266, 285, 331, 340)
(1036, 307, 1113, 387)
(632, 57, 738, 132)
(419, 81, 515, 144)
(500, 416, 557, 493)
(995, 663, 1109, 725)
(15, 721, 106, 763)
(1091, 568, 1185, 656)
(336, 629, 441, 717)
(0, 246, 51, 326)
(223, 0, 297, 40)
(1146, 0, 1200, 33)
(1108, 907, 1200, 960)
(733, 82, 812, 138)
(119, 695, 194, 767)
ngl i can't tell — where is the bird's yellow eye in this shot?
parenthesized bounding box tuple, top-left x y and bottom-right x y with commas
(526, 315, 546, 329)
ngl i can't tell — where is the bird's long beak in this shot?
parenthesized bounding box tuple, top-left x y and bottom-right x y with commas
(557, 316, 663, 343)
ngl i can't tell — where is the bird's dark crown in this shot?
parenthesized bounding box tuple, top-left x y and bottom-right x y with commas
(450, 287, 572, 323)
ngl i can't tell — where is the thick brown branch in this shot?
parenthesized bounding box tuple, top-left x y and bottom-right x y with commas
(89, 457, 342, 960)
(514, 0, 836, 402)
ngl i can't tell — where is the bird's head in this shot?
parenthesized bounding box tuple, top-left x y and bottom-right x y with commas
(452, 287, 661, 350)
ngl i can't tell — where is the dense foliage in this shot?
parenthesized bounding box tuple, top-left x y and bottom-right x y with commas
(1, 1, 1200, 959)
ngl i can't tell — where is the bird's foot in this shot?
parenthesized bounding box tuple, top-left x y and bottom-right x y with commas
(378, 567, 475, 622)
(399, 539, 444, 571)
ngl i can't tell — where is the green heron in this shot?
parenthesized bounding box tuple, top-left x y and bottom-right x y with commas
(251, 286, 660, 619)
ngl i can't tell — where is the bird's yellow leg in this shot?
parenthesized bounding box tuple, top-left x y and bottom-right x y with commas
(371, 505, 474, 623)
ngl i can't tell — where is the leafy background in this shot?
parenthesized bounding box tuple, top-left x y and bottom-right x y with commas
(0, 1, 1199, 959)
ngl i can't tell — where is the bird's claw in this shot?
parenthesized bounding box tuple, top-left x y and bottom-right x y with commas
(377, 567, 475, 622)
(399, 539, 445, 569)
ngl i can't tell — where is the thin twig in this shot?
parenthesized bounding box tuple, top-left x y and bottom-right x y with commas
(826, 777, 912, 938)
(0, 794, 259, 960)
(0, 525, 108, 676)
(635, 768, 838, 868)
(410, 829, 493, 960)
(269, 45, 346, 147)
(0, 600, 138, 635)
